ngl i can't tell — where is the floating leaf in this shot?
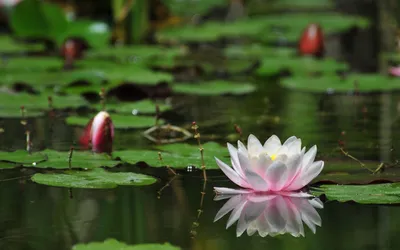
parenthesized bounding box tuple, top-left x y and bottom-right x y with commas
(10, 0, 68, 39)
(162, 0, 226, 17)
(31, 168, 156, 188)
(172, 80, 256, 96)
(312, 183, 400, 204)
(0, 36, 45, 53)
(1, 57, 63, 72)
(256, 56, 348, 76)
(114, 142, 228, 169)
(66, 114, 163, 129)
(0, 150, 119, 169)
(224, 44, 295, 59)
(157, 13, 368, 43)
(73, 239, 180, 250)
(93, 100, 172, 115)
(281, 74, 400, 93)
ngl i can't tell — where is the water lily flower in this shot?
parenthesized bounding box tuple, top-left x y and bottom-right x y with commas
(80, 111, 114, 153)
(214, 193, 323, 237)
(389, 66, 400, 77)
(214, 134, 324, 196)
(298, 23, 324, 57)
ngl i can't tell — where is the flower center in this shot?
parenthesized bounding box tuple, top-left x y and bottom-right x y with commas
(270, 154, 277, 161)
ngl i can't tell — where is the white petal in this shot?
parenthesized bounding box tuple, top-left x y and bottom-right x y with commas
(227, 143, 245, 178)
(263, 135, 282, 155)
(214, 194, 245, 222)
(303, 145, 317, 167)
(237, 140, 248, 156)
(215, 157, 251, 188)
(283, 154, 302, 187)
(247, 134, 264, 156)
(238, 151, 269, 191)
(287, 139, 302, 155)
(283, 136, 297, 146)
(214, 187, 253, 195)
(265, 161, 289, 191)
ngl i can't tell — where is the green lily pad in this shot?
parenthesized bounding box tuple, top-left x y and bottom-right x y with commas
(0, 150, 120, 169)
(73, 239, 180, 250)
(0, 109, 44, 118)
(280, 74, 400, 93)
(157, 13, 368, 43)
(66, 114, 164, 129)
(114, 142, 229, 169)
(0, 36, 45, 53)
(1, 57, 63, 72)
(172, 80, 256, 96)
(0, 93, 88, 113)
(58, 20, 111, 49)
(162, 0, 226, 17)
(31, 168, 156, 189)
(10, 0, 68, 40)
(270, 0, 334, 9)
(93, 100, 172, 115)
(256, 56, 348, 76)
(312, 183, 400, 204)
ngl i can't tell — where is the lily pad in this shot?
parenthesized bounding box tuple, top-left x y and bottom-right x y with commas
(0, 150, 120, 169)
(0, 36, 45, 53)
(172, 80, 256, 96)
(1, 57, 63, 72)
(0, 93, 88, 113)
(66, 114, 163, 129)
(114, 142, 229, 169)
(281, 74, 400, 93)
(93, 100, 172, 115)
(157, 13, 368, 43)
(73, 239, 180, 250)
(256, 56, 349, 76)
(224, 44, 295, 59)
(162, 0, 226, 17)
(312, 183, 400, 204)
(31, 168, 156, 189)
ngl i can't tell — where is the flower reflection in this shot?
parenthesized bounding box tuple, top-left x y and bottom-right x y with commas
(214, 193, 323, 237)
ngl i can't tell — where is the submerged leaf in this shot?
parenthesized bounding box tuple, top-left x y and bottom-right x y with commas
(172, 80, 256, 96)
(312, 183, 400, 204)
(67, 114, 163, 129)
(73, 239, 180, 250)
(31, 168, 156, 188)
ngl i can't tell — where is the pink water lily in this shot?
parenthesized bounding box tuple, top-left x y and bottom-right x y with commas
(80, 111, 114, 154)
(214, 134, 324, 195)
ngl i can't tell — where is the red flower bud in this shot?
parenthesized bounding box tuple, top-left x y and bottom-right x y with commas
(80, 111, 114, 153)
(298, 23, 324, 57)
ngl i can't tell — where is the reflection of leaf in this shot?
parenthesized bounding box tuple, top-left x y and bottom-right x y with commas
(66, 114, 163, 129)
(73, 239, 180, 250)
(31, 168, 156, 188)
(312, 183, 400, 204)
(281, 74, 400, 93)
(114, 142, 228, 169)
(10, 0, 68, 39)
(172, 80, 256, 96)
(0, 150, 119, 169)
(256, 57, 348, 76)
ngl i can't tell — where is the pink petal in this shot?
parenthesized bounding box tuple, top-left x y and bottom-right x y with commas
(265, 161, 289, 191)
(238, 151, 269, 191)
(215, 157, 251, 188)
(214, 187, 253, 195)
(286, 161, 324, 191)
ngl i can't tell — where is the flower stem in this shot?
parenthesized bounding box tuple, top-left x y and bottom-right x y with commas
(191, 121, 207, 182)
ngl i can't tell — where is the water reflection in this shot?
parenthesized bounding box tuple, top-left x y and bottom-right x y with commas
(214, 193, 323, 237)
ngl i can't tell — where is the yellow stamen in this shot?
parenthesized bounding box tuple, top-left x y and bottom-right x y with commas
(270, 154, 277, 161)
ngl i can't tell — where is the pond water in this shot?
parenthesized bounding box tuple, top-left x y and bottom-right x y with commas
(1, 76, 400, 249)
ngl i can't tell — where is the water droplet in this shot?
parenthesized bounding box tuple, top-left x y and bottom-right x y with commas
(32, 162, 36, 166)
(132, 109, 139, 115)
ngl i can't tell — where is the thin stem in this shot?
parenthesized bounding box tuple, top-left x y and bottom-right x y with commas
(191, 121, 207, 182)
(68, 146, 74, 169)
(190, 181, 207, 239)
(157, 175, 177, 199)
(339, 147, 374, 173)
(158, 151, 176, 175)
